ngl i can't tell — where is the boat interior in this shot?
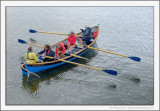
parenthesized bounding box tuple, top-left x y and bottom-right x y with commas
(49, 26, 98, 59)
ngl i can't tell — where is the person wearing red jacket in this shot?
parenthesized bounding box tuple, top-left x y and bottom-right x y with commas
(67, 31, 76, 53)
(55, 42, 66, 60)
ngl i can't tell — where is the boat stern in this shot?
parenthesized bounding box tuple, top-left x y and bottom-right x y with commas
(21, 63, 28, 76)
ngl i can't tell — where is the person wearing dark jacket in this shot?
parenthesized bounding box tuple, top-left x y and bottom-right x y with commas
(78, 25, 92, 45)
(38, 44, 55, 62)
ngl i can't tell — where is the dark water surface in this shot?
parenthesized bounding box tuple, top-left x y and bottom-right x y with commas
(6, 7, 153, 105)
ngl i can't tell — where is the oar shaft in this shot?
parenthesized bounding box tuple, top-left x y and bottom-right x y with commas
(51, 49, 88, 60)
(75, 44, 128, 58)
(38, 31, 68, 36)
(59, 59, 102, 71)
(37, 31, 84, 37)
(89, 47, 128, 58)
(27, 43, 45, 49)
(70, 54, 89, 60)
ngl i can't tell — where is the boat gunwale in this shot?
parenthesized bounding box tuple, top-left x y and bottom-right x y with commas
(21, 64, 27, 73)
(24, 25, 99, 66)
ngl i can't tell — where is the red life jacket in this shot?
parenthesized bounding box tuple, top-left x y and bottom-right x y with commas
(45, 49, 50, 55)
(92, 31, 98, 39)
(59, 43, 64, 51)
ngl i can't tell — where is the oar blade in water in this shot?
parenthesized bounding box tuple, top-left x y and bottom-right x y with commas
(102, 70, 117, 75)
(18, 39, 27, 44)
(128, 56, 141, 62)
(29, 29, 37, 33)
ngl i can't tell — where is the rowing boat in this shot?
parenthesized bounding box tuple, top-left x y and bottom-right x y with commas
(21, 25, 99, 76)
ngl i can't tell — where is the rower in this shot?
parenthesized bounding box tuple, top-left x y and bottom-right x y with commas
(55, 42, 66, 60)
(78, 25, 92, 45)
(26, 46, 38, 64)
(67, 31, 77, 54)
(38, 44, 55, 62)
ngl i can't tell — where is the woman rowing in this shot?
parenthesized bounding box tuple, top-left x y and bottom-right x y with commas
(38, 44, 55, 62)
(67, 31, 76, 54)
(55, 42, 66, 60)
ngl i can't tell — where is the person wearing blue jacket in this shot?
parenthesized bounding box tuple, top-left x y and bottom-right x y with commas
(38, 44, 55, 62)
(78, 25, 92, 45)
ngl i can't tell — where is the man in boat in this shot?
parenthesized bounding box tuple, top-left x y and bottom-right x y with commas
(67, 31, 77, 54)
(26, 46, 38, 63)
(38, 44, 55, 62)
(55, 42, 66, 60)
(78, 25, 92, 46)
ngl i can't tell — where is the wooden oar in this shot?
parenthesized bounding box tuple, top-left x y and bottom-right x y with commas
(75, 44, 141, 62)
(18, 39, 45, 48)
(51, 49, 89, 61)
(18, 39, 88, 60)
(29, 29, 84, 37)
(26, 53, 117, 75)
(58, 59, 117, 75)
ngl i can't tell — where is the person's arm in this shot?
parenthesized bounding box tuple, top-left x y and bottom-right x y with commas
(67, 36, 70, 44)
(38, 49, 45, 54)
(26, 53, 28, 61)
(55, 48, 58, 58)
(33, 53, 38, 62)
(80, 29, 84, 32)
(60, 44, 66, 54)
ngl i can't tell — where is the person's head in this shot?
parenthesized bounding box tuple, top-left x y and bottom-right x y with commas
(28, 46, 32, 51)
(45, 44, 50, 50)
(70, 31, 75, 36)
(85, 25, 88, 28)
(56, 43, 61, 50)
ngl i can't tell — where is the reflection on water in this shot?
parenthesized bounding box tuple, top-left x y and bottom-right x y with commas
(29, 38, 37, 43)
(22, 76, 40, 97)
(21, 43, 98, 97)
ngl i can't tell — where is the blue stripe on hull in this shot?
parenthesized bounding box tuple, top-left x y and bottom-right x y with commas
(21, 67, 28, 76)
